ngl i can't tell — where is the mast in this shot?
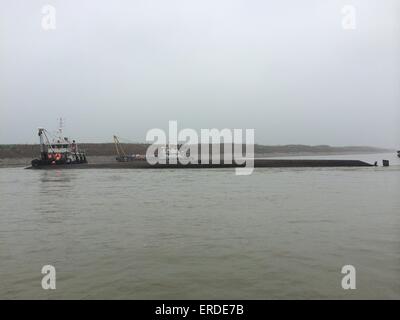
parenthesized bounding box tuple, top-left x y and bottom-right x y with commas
(57, 117, 64, 142)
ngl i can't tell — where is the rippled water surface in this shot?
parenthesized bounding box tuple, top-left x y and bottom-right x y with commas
(0, 154, 399, 299)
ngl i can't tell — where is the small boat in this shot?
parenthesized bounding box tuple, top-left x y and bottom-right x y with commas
(31, 119, 88, 167)
(397, 150, 400, 158)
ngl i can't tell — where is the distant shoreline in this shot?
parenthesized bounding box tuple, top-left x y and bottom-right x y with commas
(0, 143, 392, 159)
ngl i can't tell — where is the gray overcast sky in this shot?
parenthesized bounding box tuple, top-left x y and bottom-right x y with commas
(0, 0, 399, 147)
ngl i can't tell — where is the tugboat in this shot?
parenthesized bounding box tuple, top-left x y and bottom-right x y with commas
(31, 119, 87, 167)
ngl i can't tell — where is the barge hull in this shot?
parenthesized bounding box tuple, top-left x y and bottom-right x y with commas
(26, 159, 373, 169)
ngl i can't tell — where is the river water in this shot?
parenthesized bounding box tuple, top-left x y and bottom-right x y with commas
(0, 153, 399, 299)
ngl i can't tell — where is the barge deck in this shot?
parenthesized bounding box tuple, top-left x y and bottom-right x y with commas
(25, 159, 374, 169)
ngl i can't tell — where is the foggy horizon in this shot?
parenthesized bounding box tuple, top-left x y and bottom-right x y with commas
(1, 1, 400, 303)
(1, 0, 399, 148)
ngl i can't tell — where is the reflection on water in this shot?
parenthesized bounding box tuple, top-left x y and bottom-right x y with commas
(0, 153, 399, 299)
(35, 171, 79, 224)
(40, 170, 75, 184)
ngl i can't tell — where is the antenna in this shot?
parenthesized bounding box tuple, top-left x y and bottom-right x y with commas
(57, 117, 65, 140)
(59, 117, 63, 132)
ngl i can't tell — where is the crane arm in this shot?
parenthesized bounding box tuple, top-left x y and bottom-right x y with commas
(113, 135, 127, 157)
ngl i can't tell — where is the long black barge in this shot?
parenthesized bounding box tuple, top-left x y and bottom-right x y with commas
(25, 159, 373, 169)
